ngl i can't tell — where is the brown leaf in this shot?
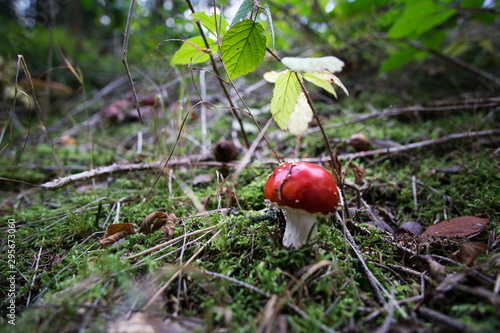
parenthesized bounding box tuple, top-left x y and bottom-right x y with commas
(138, 211, 167, 234)
(100, 223, 136, 249)
(104, 223, 137, 238)
(420, 214, 490, 239)
(426, 257, 446, 281)
(138, 211, 177, 237)
(452, 242, 490, 266)
(348, 162, 366, 185)
(164, 212, 178, 237)
(394, 221, 422, 236)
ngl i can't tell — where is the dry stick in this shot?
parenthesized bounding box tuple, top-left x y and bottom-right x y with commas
(142, 228, 223, 310)
(39, 129, 500, 191)
(122, 0, 144, 124)
(336, 212, 387, 306)
(417, 307, 471, 331)
(335, 128, 500, 161)
(26, 243, 43, 306)
(184, 0, 250, 148)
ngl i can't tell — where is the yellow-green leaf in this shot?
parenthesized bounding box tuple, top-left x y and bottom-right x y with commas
(170, 37, 218, 66)
(270, 71, 301, 130)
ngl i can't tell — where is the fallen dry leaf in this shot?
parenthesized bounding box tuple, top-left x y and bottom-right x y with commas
(138, 211, 177, 237)
(420, 214, 490, 239)
(100, 223, 137, 249)
(394, 221, 422, 236)
(348, 162, 366, 185)
(452, 241, 490, 266)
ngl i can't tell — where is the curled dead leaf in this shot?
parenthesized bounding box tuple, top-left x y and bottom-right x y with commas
(100, 223, 137, 249)
(139, 211, 177, 237)
(139, 211, 167, 234)
(451, 241, 490, 266)
(348, 162, 366, 185)
(420, 214, 490, 239)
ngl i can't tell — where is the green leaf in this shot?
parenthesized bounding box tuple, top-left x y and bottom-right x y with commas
(170, 37, 218, 66)
(270, 71, 301, 130)
(263, 71, 286, 83)
(421, 30, 447, 50)
(191, 12, 229, 36)
(303, 72, 336, 97)
(303, 71, 349, 97)
(231, 0, 255, 26)
(263, 4, 275, 49)
(379, 47, 418, 72)
(387, 1, 455, 39)
(221, 20, 266, 80)
(288, 92, 313, 136)
(460, 0, 484, 8)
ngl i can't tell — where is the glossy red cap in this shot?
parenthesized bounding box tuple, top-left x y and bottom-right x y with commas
(264, 162, 340, 215)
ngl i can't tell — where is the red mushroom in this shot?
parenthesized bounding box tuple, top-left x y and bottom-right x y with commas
(264, 162, 342, 248)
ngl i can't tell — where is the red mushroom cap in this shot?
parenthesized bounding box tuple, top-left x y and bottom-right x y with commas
(264, 162, 340, 215)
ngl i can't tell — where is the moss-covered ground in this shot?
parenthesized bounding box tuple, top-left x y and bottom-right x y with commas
(1, 61, 499, 333)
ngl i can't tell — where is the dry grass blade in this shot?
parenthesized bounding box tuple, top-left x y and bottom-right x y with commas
(127, 224, 220, 260)
(142, 228, 223, 310)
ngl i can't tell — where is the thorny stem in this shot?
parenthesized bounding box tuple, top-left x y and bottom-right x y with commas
(185, 0, 250, 148)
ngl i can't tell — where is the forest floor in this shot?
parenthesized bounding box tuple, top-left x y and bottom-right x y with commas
(1, 57, 499, 332)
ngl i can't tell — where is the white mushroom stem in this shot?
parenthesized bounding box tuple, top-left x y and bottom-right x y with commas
(282, 208, 318, 249)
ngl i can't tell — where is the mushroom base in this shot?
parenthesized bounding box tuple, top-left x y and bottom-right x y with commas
(282, 208, 318, 249)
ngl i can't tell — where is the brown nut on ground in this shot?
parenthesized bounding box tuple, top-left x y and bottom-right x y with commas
(349, 133, 371, 151)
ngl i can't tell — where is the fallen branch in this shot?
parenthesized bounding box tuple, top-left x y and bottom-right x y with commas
(39, 129, 500, 191)
(39, 154, 212, 190)
(308, 97, 500, 133)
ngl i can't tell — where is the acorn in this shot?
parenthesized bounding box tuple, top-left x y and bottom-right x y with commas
(213, 140, 239, 163)
(348, 133, 371, 152)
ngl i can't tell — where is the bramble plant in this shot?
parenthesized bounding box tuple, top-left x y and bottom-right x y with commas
(169, 0, 349, 137)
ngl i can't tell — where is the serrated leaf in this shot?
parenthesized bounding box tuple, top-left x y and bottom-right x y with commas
(288, 92, 312, 136)
(221, 20, 266, 79)
(263, 4, 275, 49)
(170, 36, 218, 65)
(303, 72, 337, 98)
(231, 0, 255, 26)
(282, 56, 344, 73)
(270, 71, 301, 130)
(388, 1, 455, 39)
(191, 12, 229, 36)
(263, 70, 286, 83)
(303, 71, 349, 96)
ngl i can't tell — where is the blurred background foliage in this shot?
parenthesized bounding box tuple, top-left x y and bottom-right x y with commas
(0, 0, 498, 101)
